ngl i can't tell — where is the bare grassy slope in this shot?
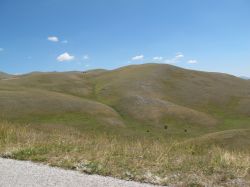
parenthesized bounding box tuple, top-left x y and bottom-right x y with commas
(0, 63, 249, 134)
(92, 64, 250, 127)
(0, 72, 123, 127)
(93, 64, 250, 112)
(0, 72, 12, 79)
(185, 129, 250, 151)
(0, 64, 249, 186)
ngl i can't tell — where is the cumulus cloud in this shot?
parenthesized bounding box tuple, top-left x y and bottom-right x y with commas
(187, 59, 198, 64)
(48, 36, 59, 42)
(57, 52, 75, 62)
(0, 48, 4, 52)
(175, 52, 184, 58)
(83, 55, 89, 60)
(153, 56, 163, 61)
(164, 52, 184, 64)
(131, 55, 144, 61)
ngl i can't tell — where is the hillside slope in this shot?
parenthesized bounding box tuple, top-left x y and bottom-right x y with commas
(91, 64, 250, 133)
(0, 63, 249, 137)
(0, 72, 12, 79)
(0, 64, 249, 186)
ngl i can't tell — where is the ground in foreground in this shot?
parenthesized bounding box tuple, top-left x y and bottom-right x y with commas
(0, 122, 249, 187)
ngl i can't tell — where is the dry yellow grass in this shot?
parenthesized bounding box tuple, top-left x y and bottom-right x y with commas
(0, 121, 249, 186)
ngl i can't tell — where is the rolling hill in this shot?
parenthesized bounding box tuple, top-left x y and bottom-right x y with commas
(0, 63, 249, 138)
(1, 63, 249, 186)
(0, 72, 12, 80)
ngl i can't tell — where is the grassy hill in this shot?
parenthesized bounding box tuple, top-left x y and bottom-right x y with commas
(0, 63, 249, 186)
(0, 72, 12, 79)
(0, 63, 249, 136)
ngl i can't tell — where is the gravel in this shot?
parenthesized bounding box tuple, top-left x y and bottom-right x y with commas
(0, 158, 159, 187)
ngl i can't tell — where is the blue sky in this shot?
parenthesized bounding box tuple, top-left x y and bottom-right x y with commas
(0, 0, 250, 76)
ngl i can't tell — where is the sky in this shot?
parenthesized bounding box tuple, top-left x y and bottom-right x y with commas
(0, 0, 250, 76)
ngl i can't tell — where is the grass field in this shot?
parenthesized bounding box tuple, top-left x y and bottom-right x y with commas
(0, 122, 249, 186)
(0, 64, 249, 186)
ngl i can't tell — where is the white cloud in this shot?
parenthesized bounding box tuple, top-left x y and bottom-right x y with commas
(61, 40, 68, 44)
(48, 36, 59, 42)
(175, 52, 184, 58)
(0, 48, 4, 52)
(187, 60, 198, 64)
(131, 55, 144, 61)
(83, 55, 89, 60)
(57, 52, 75, 62)
(153, 56, 163, 61)
(164, 52, 184, 64)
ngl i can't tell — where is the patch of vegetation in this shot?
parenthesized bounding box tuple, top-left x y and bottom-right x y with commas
(0, 122, 249, 186)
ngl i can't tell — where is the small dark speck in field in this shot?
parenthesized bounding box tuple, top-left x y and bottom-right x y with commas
(146, 130, 150, 133)
(164, 125, 168, 130)
(184, 129, 187, 132)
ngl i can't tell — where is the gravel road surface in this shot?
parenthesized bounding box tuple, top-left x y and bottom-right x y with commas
(0, 158, 158, 187)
